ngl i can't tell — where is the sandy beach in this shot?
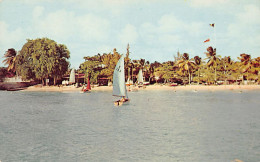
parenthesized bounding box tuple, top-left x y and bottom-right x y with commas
(21, 84, 260, 92)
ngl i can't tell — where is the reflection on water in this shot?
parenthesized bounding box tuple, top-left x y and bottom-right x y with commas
(0, 90, 259, 161)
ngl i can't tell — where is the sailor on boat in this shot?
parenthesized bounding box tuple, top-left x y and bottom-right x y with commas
(113, 54, 130, 106)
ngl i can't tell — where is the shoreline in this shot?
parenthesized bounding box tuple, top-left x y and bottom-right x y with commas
(18, 84, 260, 92)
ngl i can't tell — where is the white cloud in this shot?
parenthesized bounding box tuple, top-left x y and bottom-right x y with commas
(0, 21, 25, 66)
(64, 0, 170, 15)
(34, 10, 74, 40)
(187, 22, 204, 36)
(158, 14, 183, 33)
(118, 24, 138, 44)
(33, 6, 44, 19)
(140, 14, 204, 47)
(224, 4, 260, 57)
(238, 4, 260, 24)
(0, 21, 24, 49)
(78, 14, 110, 41)
(190, 0, 230, 7)
(227, 5, 260, 38)
(159, 34, 182, 46)
(32, 9, 110, 42)
(22, 0, 53, 4)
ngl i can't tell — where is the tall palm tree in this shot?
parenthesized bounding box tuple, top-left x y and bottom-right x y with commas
(238, 53, 252, 84)
(125, 43, 131, 81)
(251, 57, 260, 83)
(149, 61, 161, 83)
(194, 56, 201, 84)
(143, 61, 150, 83)
(205, 46, 220, 84)
(221, 56, 232, 85)
(177, 53, 196, 85)
(3, 48, 17, 74)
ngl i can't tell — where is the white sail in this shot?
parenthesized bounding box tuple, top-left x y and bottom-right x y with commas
(137, 69, 143, 83)
(69, 68, 75, 83)
(113, 55, 128, 98)
(126, 78, 133, 85)
(126, 78, 130, 84)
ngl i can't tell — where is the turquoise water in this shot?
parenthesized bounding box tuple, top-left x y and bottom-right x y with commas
(0, 89, 259, 161)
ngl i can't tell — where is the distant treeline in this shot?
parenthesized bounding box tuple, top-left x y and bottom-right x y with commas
(78, 46, 260, 85)
(1, 38, 260, 85)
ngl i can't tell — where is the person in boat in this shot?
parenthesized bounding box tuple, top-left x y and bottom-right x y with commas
(120, 97, 126, 102)
(114, 97, 128, 106)
(81, 84, 85, 90)
(121, 97, 129, 102)
(116, 97, 127, 103)
(81, 84, 89, 92)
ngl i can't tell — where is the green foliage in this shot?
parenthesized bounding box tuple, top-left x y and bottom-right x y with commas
(159, 62, 176, 83)
(0, 67, 8, 81)
(176, 53, 196, 84)
(78, 46, 260, 85)
(2, 48, 17, 74)
(79, 48, 121, 82)
(79, 60, 100, 83)
(16, 38, 70, 84)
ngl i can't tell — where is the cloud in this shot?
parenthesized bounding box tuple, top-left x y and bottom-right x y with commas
(237, 4, 260, 24)
(64, 0, 170, 15)
(158, 14, 183, 33)
(190, 0, 230, 7)
(0, 21, 25, 66)
(32, 8, 110, 42)
(33, 6, 44, 19)
(0, 21, 24, 49)
(140, 14, 204, 47)
(224, 4, 260, 57)
(118, 24, 138, 44)
(22, 0, 53, 4)
(78, 14, 110, 41)
(227, 5, 260, 37)
(159, 34, 182, 46)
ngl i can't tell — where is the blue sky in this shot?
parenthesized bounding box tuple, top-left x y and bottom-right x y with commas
(1, 0, 260, 68)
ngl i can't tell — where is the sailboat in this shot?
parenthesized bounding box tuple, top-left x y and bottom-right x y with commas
(125, 78, 133, 86)
(113, 55, 130, 106)
(69, 68, 76, 84)
(137, 69, 144, 87)
(82, 77, 91, 93)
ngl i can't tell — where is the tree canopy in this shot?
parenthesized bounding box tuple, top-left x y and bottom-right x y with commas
(16, 38, 70, 85)
(79, 48, 121, 83)
(2, 48, 17, 74)
(2, 41, 260, 86)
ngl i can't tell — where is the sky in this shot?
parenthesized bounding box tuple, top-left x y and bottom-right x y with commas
(0, 0, 260, 68)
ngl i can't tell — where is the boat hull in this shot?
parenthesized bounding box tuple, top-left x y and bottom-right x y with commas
(114, 99, 130, 106)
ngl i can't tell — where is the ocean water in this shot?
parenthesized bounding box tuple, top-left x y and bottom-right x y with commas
(0, 89, 259, 162)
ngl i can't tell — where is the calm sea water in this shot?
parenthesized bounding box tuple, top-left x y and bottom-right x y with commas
(0, 89, 259, 162)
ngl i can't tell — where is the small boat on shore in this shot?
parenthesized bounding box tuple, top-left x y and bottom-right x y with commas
(81, 78, 91, 93)
(125, 78, 133, 86)
(113, 55, 130, 106)
(137, 69, 144, 88)
(170, 83, 178, 86)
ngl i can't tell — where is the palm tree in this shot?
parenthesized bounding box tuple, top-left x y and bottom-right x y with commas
(125, 43, 131, 81)
(205, 46, 220, 84)
(251, 57, 260, 83)
(150, 61, 161, 83)
(143, 61, 150, 83)
(194, 56, 202, 84)
(221, 56, 232, 85)
(177, 53, 196, 85)
(238, 53, 252, 84)
(3, 48, 17, 74)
